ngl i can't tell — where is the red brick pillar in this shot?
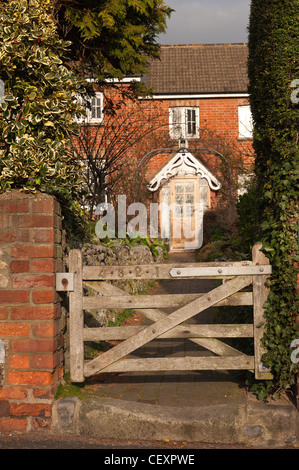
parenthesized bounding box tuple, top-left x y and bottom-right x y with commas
(0, 190, 64, 432)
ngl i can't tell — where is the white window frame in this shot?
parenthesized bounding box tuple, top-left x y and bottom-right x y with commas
(238, 105, 253, 139)
(76, 92, 104, 124)
(169, 107, 199, 139)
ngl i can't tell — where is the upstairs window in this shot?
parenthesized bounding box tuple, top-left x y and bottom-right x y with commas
(169, 107, 199, 139)
(88, 94, 103, 123)
(238, 105, 253, 139)
(76, 92, 103, 124)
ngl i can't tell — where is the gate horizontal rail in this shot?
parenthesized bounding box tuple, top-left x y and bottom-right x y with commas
(90, 356, 255, 374)
(83, 324, 254, 341)
(81, 261, 271, 281)
(57, 243, 272, 383)
(82, 291, 253, 310)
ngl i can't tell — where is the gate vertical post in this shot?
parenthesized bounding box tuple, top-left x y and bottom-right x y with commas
(69, 250, 84, 382)
(252, 243, 272, 380)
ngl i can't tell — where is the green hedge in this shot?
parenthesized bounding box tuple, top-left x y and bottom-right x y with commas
(248, 0, 299, 398)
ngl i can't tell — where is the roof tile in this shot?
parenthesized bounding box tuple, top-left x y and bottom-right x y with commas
(144, 43, 249, 94)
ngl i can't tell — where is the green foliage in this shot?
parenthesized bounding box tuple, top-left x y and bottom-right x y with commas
(198, 204, 252, 263)
(236, 182, 260, 251)
(101, 233, 169, 260)
(248, 0, 299, 397)
(197, 235, 250, 263)
(108, 308, 134, 327)
(53, 0, 173, 88)
(0, 0, 84, 192)
(126, 234, 169, 259)
(0, 0, 92, 241)
(55, 372, 87, 399)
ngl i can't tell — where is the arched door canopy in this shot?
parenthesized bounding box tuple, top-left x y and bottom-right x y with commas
(148, 151, 221, 192)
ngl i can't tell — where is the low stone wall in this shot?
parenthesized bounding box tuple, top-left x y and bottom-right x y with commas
(80, 241, 164, 294)
(62, 241, 165, 366)
(80, 241, 164, 266)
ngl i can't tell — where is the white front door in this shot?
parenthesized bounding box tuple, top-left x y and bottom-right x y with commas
(159, 176, 209, 251)
(170, 177, 199, 250)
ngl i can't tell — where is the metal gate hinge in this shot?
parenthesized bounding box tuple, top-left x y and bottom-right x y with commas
(56, 273, 74, 291)
(169, 265, 272, 278)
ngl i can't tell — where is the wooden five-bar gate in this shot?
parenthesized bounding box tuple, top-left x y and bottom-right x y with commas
(56, 243, 273, 383)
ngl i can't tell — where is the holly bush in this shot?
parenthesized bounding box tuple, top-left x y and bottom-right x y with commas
(0, 0, 86, 209)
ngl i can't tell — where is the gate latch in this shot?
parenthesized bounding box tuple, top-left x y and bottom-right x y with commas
(56, 273, 74, 292)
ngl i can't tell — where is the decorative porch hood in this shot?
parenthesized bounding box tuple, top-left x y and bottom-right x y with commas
(148, 151, 221, 192)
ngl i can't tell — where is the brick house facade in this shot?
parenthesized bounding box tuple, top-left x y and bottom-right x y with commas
(74, 43, 255, 251)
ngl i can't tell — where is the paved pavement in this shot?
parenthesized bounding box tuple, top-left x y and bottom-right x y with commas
(0, 430, 262, 450)
(49, 251, 299, 448)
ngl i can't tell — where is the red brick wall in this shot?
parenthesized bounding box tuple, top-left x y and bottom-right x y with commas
(72, 90, 255, 211)
(0, 191, 63, 432)
(144, 96, 254, 181)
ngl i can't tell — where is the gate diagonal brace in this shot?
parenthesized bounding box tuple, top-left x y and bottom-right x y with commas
(83, 275, 252, 377)
(84, 280, 250, 360)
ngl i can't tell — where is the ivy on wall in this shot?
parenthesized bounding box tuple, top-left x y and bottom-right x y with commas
(248, 0, 299, 397)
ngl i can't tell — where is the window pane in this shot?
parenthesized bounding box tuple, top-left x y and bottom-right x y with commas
(199, 186, 209, 209)
(184, 205, 195, 217)
(187, 109, 196, 136)
(91, 98, 96, 119)
(161, 186, 170, 204)
(185, 194, 194, 204)
(172, 108, 181, 124)
(185, 182, 194, 193)
(170, 108, 183, 139)
(238, 106, 253, 138)
(170, 107, 198, 139)
(96, 105, 101, 119)
(175, 194, 184, 204)
(91, 96, 102, 120)
(175, 183, 184, 193)
(175, 205, 182, 216)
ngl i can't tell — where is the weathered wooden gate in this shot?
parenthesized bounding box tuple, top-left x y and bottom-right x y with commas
(57, 243, 273, 383)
